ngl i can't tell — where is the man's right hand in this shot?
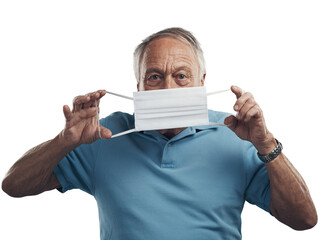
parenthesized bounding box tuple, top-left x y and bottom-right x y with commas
(2, 90, 112, 197)
(62, 90, 112, 146)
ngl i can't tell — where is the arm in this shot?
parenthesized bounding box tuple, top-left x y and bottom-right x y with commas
(266, 150, 317, 230)
(2, 90, 112, 197)
(224, 86, 317, 230)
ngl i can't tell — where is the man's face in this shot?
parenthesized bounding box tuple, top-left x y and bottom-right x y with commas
(137, 36, 206, 138)
(137, 36, 205, 91)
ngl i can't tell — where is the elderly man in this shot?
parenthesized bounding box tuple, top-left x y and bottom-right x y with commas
(2, 28, 317, 239)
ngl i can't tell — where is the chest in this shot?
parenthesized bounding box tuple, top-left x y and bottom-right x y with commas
(94, 133, 247, 217)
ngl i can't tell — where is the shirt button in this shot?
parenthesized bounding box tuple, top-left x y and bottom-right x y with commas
(168, 143, 172, 147)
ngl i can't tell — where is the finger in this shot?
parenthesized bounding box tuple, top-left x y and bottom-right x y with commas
(83, 92, 100, 108)
(85, 90, 107, 108)
(72, 90, 106, 111)
(67, 108, 97, 127)
(236, 96, 256, 120)
(78, 107, 97, 119)
(244, 105, 262, 122)
(234, 92, 253, 112)
(231, 85, 244, 99)
(91, 90, 106, 100)
(93, 90, 107, 105)
(73, 95, 90, 111)
(98, 89, 107, 97)
(63, 105, 72, 121)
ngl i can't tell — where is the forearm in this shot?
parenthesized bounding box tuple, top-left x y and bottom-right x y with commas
(225, 86, 317, 229)
(2, 132, 75, 197)
(266, 153, 318, 230)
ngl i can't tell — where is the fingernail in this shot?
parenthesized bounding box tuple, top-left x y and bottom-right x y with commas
(234, 105, 239, 111)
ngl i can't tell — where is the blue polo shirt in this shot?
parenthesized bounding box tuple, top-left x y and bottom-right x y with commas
(54, 110, 271, 240)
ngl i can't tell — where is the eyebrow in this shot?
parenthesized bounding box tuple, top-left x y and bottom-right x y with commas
(145, 66, 192, 75)
(172, 66, 192, 73)
(145, 68, 164, 76)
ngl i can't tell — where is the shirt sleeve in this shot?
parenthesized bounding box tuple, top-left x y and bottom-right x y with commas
(243, 142, 271, 213)
(54, 139, 101, 195)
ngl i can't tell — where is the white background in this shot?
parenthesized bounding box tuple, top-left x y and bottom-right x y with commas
(0, 0, 320, 239)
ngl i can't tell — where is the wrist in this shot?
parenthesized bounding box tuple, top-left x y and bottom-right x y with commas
(257, 138, 283, 163)
(254, 132, 277, 156)
(57, 131, 80, 152)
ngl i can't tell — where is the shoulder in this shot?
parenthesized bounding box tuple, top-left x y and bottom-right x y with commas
(100, 111, 135, 133)
(208, 109, 232, 125)
(206, 109, 252, 152)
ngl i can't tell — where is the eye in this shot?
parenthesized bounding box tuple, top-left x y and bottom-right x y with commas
(177, 74, 186, 80)
(146, 74, 162, 87)
(149, 75, 161, 80)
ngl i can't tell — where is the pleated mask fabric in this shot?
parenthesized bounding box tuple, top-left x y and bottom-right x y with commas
(133, 87, 209, 131)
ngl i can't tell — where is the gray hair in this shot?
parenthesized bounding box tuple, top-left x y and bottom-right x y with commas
(133, 27, 206, 83)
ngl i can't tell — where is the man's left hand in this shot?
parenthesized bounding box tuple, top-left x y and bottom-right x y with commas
(224, 85, 276, 155)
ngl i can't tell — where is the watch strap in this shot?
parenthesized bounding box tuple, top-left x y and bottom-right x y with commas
(257, 139, 283, 163)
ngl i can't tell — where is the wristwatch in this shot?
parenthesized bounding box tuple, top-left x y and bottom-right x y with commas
(257, 139, 283, 163)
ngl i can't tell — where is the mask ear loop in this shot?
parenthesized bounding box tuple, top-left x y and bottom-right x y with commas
(95, 92, 136, 139)
(207, 89, 230, 127)
(111, 128, 136, 138)
(95, 100, 102, 139)
(209, 122, 226, 127)
(105, 91, 133, 100)
(207, 89, 230, 96)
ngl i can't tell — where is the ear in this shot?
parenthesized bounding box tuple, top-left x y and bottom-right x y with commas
(201, 73, 206, 86)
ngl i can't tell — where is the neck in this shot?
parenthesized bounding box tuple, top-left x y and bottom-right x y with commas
(158, 127, 187, 139)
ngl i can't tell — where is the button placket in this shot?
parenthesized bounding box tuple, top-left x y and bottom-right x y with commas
(161, 141, 175, 168)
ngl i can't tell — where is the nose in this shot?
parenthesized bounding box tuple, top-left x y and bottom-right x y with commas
(163, 76, 176, 89)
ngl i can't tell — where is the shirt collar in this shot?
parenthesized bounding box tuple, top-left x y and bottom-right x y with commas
(142, 124, 218, 142)
(192, 124, 219, 131)
(132, 111, 220, 141)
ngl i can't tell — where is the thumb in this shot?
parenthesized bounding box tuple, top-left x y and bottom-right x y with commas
(63, 105, 72, 121)
(95, 126, 112, 140)
(224, 115, 238, 132)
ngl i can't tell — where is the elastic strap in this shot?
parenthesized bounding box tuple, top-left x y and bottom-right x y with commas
(111, 129, 136, 138)
(105, 91, 133, 100)
(209, 122, 226, 127)
(104, 89, 230, 100)
(207, 89, 230, 96)
(95, 89, 229, 138)
(95, 100, 102, 139)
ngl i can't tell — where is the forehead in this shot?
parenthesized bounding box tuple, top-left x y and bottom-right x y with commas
(142, 36, 198, 65)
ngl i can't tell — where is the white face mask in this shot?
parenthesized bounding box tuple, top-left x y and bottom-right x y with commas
(95, 86, 229, 138)
(134, 86, 209, 131)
